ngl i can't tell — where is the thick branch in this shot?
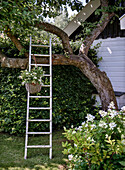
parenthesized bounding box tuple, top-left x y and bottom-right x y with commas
(36, 22, 73, 55)
(80, 0, 115, 55)
(0, 50, 27, 69)
(4, 28, 29, 58)
(0, 51, 117, 110)
(4, 23, 73, 57)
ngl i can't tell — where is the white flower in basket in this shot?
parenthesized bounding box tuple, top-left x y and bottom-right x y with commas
(19, 67, 45, 94)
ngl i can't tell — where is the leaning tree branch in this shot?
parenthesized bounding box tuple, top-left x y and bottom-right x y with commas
(35, 22, 73, 55)
(0, 50, 75, 68)
(4, 27, 29, 58)
(79, 0, 115, 55)
(4, 23, 73, 58)
(0, 50, 28, 69)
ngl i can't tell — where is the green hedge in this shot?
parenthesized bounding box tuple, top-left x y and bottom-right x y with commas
(0, 65, 96, 135)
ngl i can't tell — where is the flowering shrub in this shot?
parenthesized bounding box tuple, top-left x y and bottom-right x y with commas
(19, 66, 45, 85)
(62, 102, 125, 169)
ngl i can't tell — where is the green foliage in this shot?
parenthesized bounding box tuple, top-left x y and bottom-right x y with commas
(52, 65, 96, 129)
(0, 64, 96, 135)
(0, 0, 83, 37)
(0, 35, 29, 58)
(62, 102, 125, 169)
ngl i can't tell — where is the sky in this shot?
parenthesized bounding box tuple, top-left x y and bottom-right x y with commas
(67, 0, 87, 17)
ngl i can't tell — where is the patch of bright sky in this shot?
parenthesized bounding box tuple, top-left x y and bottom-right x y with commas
(68, 0, 87, 17)
(45, 0, 87, 22)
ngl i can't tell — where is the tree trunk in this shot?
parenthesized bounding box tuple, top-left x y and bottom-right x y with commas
(78, 61, 117, 110)
(71, 54, 118, 110)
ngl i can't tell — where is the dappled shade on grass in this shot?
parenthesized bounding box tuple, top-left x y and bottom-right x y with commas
(0, 130, 67, 169)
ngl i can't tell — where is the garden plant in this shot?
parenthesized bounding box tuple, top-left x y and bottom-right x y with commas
(19, 66, 45, 94)
(63, 102, 125, 169)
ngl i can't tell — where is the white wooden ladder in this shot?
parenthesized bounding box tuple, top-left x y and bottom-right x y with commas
(24, 36, 52, 159)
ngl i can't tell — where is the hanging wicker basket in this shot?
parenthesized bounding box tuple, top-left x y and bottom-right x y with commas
(25, 83, 42, 94)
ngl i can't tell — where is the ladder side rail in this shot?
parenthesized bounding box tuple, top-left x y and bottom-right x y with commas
(24, 37, 32, 159)
(49, 37, 52, 159)
(29, 36, 32, 71)
(24, 36, 53, 159)
(24, 92, 30, 159)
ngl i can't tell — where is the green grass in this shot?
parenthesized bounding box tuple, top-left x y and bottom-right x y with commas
(0, 130, 68, 170)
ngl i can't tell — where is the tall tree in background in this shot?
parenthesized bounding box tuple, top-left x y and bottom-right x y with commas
(0, 0, 124, 110)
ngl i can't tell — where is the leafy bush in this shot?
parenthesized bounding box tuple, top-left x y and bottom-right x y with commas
(62, 102, 125, 170)
(0, 65, 96, 135)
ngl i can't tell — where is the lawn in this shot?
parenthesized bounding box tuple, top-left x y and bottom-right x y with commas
(0, 130, 68, 170)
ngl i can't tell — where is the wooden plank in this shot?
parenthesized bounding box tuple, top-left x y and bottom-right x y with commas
(64, 0, 100, 36)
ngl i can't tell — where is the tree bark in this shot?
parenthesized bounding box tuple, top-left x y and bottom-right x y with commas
(4, 28, 29, 58)
(36, 22, 73, 55)
(0, 50, 28, 69)
(0, 51, 117, 110)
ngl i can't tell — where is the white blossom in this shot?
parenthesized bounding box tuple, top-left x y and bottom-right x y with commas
(82, 122, 85, 126)
(109, 110, 118, 118)
(105, 134, 108, 139)
(91, 138, 95, 143)
(121, 134, 125, 139)
(68, 154, 73, 161)
(117, 127, 121, 133)
(121, 106, 125, 112)
(87, 137, 91, 141)
(74, 143, 77, 147)
(72, 131, 76, 134)
(99, 121, 108, 128)
(99, 110, 107, 117)
(108, 109, 112, 112)
(85, 123, 88, 127)
(109, 122, 117, 130)
(121, 140, 125, 145)
(86, 114, 95, 122)
(108, 101, 115, 109)
(78, 126, 82, 131)
(90, 124, 96, 130)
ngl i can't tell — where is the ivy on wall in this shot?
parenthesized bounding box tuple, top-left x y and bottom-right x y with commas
(0, 65, 96, 135)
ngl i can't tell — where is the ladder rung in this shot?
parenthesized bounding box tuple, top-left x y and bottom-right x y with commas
(42, 85, 51, 87)
(44, 74, 51, 77)
(27, 132, 51, 135)
(29, 107, 51, 110)
(32, 45, 50, 48)
(28, 119, 51, 122)
(27, 145, 51, 148)
(31, 54, 50, 57)
(29, 96, 51, 98)
(30, 64, 50, 66)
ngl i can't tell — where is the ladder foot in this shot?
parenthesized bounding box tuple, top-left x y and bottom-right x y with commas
(24, 156, 27, 159)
